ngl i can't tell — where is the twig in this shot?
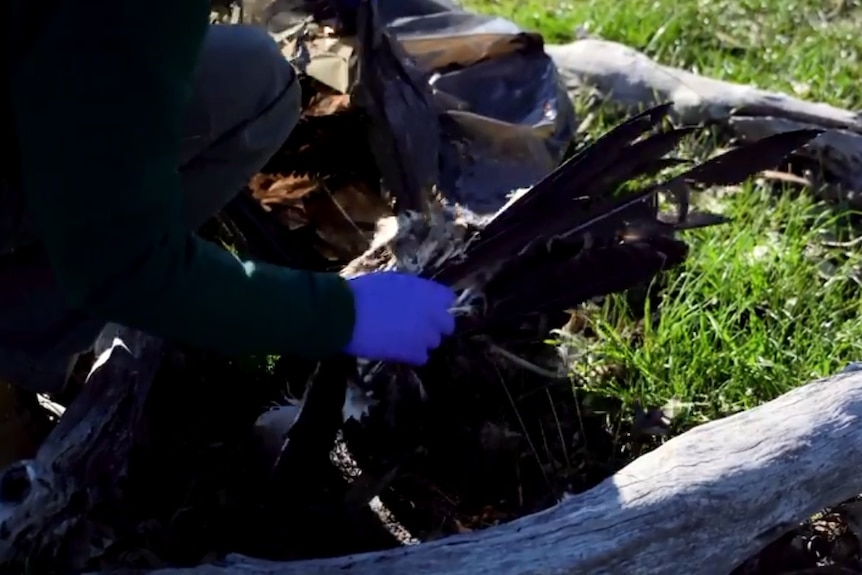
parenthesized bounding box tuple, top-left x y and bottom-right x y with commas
(485, 341, 569, 380)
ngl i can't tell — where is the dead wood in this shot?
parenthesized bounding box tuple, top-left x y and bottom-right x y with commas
(545, 38, 862, 193)
(102, 365, 862, 575)
(0, 326, 165, 572)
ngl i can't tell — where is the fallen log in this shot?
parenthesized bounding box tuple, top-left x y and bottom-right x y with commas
(117, 364, 862, 575)
(0, 326, 165, 572)
(545, 38, 862, 194)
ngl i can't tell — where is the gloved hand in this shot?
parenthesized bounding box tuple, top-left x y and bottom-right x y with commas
(343, 271, 456, 365)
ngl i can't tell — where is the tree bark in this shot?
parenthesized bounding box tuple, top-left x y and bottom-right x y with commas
(545, 38, 862, 192)
(112, 364, 862, 575)
(0, 327, 165, 570)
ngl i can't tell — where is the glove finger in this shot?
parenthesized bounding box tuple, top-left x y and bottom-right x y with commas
(425, 284, 456, 333)
(424, 330, 442, 352)
(427, 281, 457, 310)
(402, 347, 429, 367)
(385, 339, 427, 366)
(424, 307, 454, 338)
(415, 350, 430, 366)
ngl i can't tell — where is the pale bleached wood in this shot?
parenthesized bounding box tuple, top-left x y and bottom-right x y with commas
(116, 366, 862, 575)
(545, 38, 862, 190)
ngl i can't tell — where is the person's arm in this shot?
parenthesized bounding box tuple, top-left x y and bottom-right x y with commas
(10, 0, 356, 358)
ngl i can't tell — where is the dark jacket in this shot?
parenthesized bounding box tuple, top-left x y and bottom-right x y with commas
(5, 0, 356, 358)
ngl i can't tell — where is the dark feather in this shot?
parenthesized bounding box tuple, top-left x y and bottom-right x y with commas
(430, 121, 697, 288)
(269, 356, 355, 491)
(430, 104, 822, 330)
(480, 236, 688, 326)
(674, 129, 823, 187)
(477, 103, 678, 237)
(349, 0, 439, 213)
(661, 211, 730, 230)
(332, 107, 821, 511)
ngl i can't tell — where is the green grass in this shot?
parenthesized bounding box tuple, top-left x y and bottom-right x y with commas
(565, 189, 862, 425)
(462, 0, 862, 109)
(463, 0, 862, 430)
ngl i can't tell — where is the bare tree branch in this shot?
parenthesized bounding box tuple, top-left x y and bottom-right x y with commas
(121, 366, 862, 575)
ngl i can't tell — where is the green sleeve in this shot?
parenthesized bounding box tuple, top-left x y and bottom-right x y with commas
(10, 0, 356, 358)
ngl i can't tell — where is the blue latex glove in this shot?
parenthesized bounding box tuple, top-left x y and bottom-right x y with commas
(344, 271, 456, 365)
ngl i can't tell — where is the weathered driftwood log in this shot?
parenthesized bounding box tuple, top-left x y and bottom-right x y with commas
(122, 365, 862, 575)
(545, 38, 862, 192)
(0, 327, 165, 572)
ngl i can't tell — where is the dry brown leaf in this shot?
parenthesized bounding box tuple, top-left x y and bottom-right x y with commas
(248, 168, 392, 261)
(327, 181, 391, 225)
(271, 206, 309, 230)
(304, 92, 351, 116)
(266, 175, 318, 202)
(251, 174, 319, 206)
(247, 173, 279, 199)
(301, 194, 369, 259)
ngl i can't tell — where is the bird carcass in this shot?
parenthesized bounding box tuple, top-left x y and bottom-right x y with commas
(261, 101, 822, 536)
(243, 0, 578, 264)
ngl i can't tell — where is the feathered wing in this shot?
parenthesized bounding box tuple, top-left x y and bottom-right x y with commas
(349, 0, 440, 213)
(430, 103, 822, 329)
(278, 104, 821, 503)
